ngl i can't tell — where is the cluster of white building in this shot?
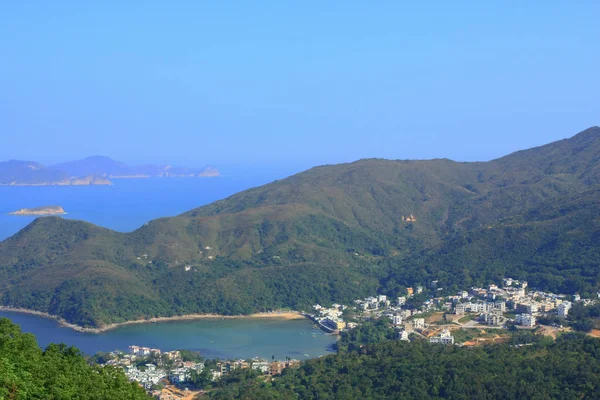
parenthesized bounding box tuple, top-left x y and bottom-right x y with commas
(124, 364, 167, 390)
(109, 345, 302, 390)
(310, 277, 596, 349)
(127, 345, 181, 361)
(450, 278, 594, 329)
(312, 303, 348, 332)
(354, 295, 391, 311)
(169, 362, 204, 383)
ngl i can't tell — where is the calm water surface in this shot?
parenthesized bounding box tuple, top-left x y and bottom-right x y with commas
(0, 170, 335, 360)
(0, 311, 337, 360)
(0, 172, 284, 241)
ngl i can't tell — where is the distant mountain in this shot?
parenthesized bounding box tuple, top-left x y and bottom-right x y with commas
(0, 156, 219, 186)
(51, 156, 219, 178)
(51, 156, 131, 177)
(0, 160, 110, 186)
(0, 127, 598, 328)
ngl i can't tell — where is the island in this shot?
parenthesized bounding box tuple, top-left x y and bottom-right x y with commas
(0, 157, 219, 186)
(9, 205, 66, 216)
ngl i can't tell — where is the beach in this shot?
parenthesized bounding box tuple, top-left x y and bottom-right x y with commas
(0, 306, 307, 334)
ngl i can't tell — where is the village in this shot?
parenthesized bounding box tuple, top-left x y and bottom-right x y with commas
(98, 345, 302, 399)
(309, 277, 598, 346)
(98, 277, 598, 398)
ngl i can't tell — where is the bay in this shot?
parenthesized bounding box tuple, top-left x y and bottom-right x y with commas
(0, 311, 337, 360)
(0, 168, 337, 361)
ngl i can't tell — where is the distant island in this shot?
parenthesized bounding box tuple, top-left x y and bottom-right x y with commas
(9, 206, 66, 216)
(0, 126, 598, 330)
(0, 156, 219, 186)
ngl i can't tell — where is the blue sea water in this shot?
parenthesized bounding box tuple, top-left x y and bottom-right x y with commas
(0, 173, 281, 241)
(0, 170, 339, 359)
(0, 311, 336, 360)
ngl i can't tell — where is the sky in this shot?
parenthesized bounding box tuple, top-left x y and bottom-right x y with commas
(0, 1, 598, 169)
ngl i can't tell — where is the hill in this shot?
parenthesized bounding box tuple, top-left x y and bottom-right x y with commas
(52, 156, 220, 178)
(207, 333, 600, 399)
(0, 318, 149, 399)
(0, 127, 599, 327)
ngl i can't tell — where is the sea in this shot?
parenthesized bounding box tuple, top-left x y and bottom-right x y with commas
(0, 170, 289, 241)
(0, 311, 336, 360)
(0, 168, 338, 359)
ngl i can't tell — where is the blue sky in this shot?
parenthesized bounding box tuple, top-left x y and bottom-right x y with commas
(1, 1, 598, 169)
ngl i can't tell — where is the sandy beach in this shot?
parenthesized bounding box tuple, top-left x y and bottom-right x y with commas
(0, 306, 307, 334)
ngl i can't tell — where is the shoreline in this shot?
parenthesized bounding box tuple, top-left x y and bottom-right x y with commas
(0, 306, 308, 334)
(8, 212, 68, 216)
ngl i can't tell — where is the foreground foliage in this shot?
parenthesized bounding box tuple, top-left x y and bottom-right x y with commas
(209, 333, 600, 399)
(0, 318, 149, 400)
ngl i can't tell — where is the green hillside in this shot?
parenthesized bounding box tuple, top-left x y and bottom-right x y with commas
(207, 333, 600, 399)
(0, 318, 149, 399)
(0, 127, 599, 327)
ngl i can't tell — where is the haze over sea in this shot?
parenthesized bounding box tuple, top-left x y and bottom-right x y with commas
(0, 168, 339, 360)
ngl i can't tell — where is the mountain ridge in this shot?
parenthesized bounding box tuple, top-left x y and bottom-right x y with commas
(0, 127, 598, 328)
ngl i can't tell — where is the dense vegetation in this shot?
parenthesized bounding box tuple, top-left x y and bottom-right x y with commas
(0, 127, 599, 327)
(208, 333, 600, 399)
(0, 318, 149, 399)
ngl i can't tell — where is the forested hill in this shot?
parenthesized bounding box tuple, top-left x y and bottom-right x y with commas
(208, 333, 600, 399)
(0, 127, 599, 327)
(0, 318, 149, 399)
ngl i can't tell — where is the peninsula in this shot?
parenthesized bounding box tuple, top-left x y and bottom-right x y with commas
(9, 206, 66, 216)
(0, 127, 598, 329)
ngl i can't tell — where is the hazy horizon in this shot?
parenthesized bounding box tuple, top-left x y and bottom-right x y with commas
(1, 2, 598, 167)
(4, 124, 598, 171)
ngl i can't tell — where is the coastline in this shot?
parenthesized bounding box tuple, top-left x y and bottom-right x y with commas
(0, 306, 307, 334)
(9, 212, 67, 216)
(0, 184, 111, 187)
(0, 175, 219, 187)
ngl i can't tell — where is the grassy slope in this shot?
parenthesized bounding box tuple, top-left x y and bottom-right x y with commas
(0, 127, 598, 327)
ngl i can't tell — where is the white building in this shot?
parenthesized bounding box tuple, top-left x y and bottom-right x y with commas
(140, 347, 151, 356)
(398, 330, 410, 341)
(429, 329, 454, 345)
(392, 315, 403, 326)
(527, 304, 539, 315)
(515, 313, 536, 327)
(482, 312, 504, 326)
(558, 301, 572, 318)
(397, 296, 407, 306)
(412, 318, 425, 330)
(469, 302, 486, 313)
(169, 368, 190, 383)
(252, 361, 270, 373)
